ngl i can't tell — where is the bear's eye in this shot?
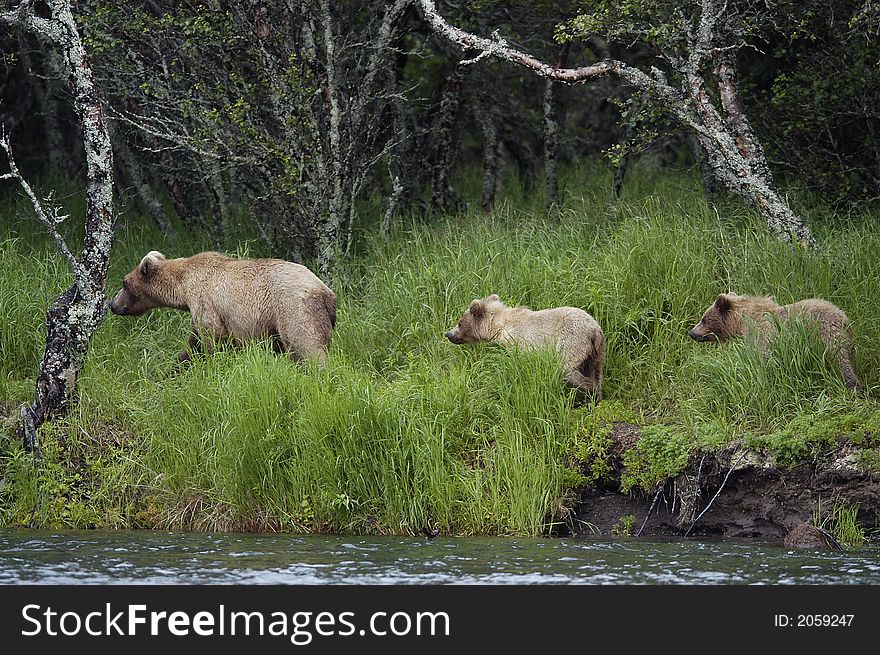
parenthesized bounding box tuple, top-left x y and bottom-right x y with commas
(122, 280, 130, 292)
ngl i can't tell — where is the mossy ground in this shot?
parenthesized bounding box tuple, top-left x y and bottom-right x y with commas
(1, 166, 879, 535)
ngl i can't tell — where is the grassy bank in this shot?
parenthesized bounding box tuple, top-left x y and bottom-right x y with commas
(1, 168, 879, 535)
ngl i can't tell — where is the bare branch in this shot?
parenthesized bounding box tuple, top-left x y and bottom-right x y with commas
(417, 0, 693, 128)
(0, 128, 87, 290)
(419, 0, 619, 84)
(417, 0, 815, 247)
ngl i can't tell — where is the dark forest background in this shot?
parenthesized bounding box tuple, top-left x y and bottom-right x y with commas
(2, 1, 877, 266)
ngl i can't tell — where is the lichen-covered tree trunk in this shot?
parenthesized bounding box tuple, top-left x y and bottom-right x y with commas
(1, 0, 115, 454)
(315, 0, 345, 274)
(431, 58, 471, 213)
(688, 64, 815, 245)
(543, 44, 569, 209)
(474, 95, 499, 212)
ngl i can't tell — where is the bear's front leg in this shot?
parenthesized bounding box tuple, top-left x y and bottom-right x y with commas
(177, 330, 202, 364)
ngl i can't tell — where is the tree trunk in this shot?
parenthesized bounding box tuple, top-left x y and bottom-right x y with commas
(20, 37, 69, 176)
(382, 173, 404, 235)
(612, 91, 645, 198)
(714, 54, 773, 181)
(208, 168, 230, 244)
(689, 63, 815, 245)
(109, 122, 174, 236)
(543, 44, 569, 209)
(309, 0, 348, 275)
(431, 58, 471, 213)
(162, 176, 200, 229)
(2, 1, 116, 454)
(689, 132, 721, 199)
(475, 95, 499, 212)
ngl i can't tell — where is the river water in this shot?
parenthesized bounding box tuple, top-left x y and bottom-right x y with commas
(1, 530, 878, 584)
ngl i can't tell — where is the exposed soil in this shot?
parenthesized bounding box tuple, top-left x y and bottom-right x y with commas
(566, 423, 880, 542)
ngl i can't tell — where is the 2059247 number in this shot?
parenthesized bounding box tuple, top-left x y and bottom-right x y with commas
(797, 614, 854, 627)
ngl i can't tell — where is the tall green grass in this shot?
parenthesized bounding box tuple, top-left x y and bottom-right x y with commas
(813, 498, 867, 548)
(1, 165, 879, 533)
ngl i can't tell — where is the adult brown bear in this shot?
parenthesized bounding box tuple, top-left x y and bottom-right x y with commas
(109, 251, 336, 363)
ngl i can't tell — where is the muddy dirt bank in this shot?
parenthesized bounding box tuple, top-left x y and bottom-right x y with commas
(567, 423, 880, 541)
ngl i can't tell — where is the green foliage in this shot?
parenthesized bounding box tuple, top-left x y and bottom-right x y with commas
(567, 414, 614, 486)
(747, 415, 846, 469)
(746, 409, 880, 469)
(855, 449, 880, 473)
(620, 424, 691, 493)
(2, 165, 879, 533)
(557, 1, 690, 52)
(751, 0, 880, 206)
(0, 420, 139, 529)
(611, 513, 635, 536)
(812, 498, 867, 549)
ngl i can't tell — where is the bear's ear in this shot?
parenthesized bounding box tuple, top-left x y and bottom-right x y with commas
(715, 293, 733, 314)
(469, 300, 486, 319)
(487, 294, 500, 302)
(138, 252, 164, 281)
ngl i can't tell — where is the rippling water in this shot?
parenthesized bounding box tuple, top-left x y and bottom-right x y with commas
(1, 530, 878, 584)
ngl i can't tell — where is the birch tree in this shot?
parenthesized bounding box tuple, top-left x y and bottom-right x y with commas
(1, 0, 115, 454)
(418, 0, 816, 246)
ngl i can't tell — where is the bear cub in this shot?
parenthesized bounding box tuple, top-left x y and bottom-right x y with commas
(689, 292, 862, 390)
(109, 251, 336, 363)
(446, 294, 605, 399)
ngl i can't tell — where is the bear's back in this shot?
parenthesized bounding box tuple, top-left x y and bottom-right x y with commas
(781, 298, 851, 337)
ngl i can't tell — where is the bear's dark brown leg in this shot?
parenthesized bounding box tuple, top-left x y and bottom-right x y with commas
(566, 369, 602, 405)
(571, 349, 603, 402)
(177, 330, 202, 364)
(840, 348, 864, 391)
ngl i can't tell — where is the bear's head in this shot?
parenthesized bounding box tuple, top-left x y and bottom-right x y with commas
(688, 293, 740, 342)
(108, 251, 169, 316)
(445, 294, 504, 344)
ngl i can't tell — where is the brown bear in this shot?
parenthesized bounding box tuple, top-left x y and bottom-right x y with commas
(688, 292, 862, 390)
(109, 250, 336, 363)
(445, 294, 605, 399)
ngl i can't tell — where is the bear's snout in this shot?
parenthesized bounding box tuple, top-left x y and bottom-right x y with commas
(108, 291, 131, 316)
(688, 328, 714, 342)
(445, 330, 463, 344)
